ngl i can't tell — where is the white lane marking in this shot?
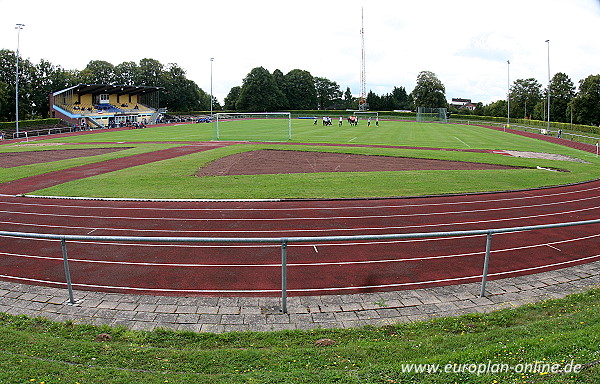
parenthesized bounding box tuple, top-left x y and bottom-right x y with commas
(285, 253, 600, 293)
(2, 184, 600, 213)
(4, 251, 598, 295)
(0, 195, 597, 222)
(3, 233, 597, 265)
(1, 205, 597, 235)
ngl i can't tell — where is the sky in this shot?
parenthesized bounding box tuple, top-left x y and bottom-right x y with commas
(2, 0, 599, 105)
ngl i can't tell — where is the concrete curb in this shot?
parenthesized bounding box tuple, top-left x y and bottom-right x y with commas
(1, 261, 598, 333)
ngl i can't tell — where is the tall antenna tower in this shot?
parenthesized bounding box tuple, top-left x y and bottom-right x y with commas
(359, 7, 368, 111)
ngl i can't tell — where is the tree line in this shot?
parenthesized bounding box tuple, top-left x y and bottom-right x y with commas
(0, 47, 598, 127)
(470, 73, 600, 126)
(224, 66, 412, 112)
(0, 49, 215, 121)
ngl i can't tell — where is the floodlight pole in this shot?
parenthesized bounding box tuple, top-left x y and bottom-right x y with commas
(15, 23, 25, 138)
(210, 58, 214, 117)
(545, 40, 551, 133)
(507, 60, 510, 127)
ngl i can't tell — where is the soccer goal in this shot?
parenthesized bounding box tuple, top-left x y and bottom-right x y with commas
(214, 112, 292, 142)
(416, 107, 448, 123)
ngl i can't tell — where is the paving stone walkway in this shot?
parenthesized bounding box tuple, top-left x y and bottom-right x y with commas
(1, 261, 598, 333)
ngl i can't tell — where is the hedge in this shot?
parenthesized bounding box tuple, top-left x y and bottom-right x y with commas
(0, 118, 62, 132)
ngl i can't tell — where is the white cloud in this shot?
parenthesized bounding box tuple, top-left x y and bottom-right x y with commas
(1, 0, 599, 105)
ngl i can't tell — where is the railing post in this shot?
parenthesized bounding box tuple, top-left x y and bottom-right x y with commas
(60, 238, 75, 305)
(480, 231, 493, 297)
(281, 239, 288, 313)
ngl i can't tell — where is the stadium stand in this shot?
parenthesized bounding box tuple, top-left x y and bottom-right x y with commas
(49, 84, 163, 129)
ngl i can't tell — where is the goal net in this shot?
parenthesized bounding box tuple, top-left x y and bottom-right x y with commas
(416, 107, 448, 123)
(213, 112, 292, 142)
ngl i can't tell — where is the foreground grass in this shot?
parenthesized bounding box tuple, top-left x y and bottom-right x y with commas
(0, 288, 598, 383)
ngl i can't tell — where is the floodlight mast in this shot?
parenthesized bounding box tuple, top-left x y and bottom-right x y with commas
(507, 60, 510, 126)
(545, 40, 551, 133)
(358, 7, 367, 111)
(15, 23, 25, 137)
(210, 58, 214, 117)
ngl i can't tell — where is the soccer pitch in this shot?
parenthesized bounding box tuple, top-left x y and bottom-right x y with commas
(38, 118, 598, 153)
(7, 119, 600, 199)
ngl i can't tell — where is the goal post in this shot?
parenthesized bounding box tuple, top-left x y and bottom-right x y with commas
(416, 107, 448, 123)
(213, 112, 292, 142)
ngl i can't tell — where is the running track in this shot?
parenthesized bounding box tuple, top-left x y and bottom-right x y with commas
(0, 127, 598, 297)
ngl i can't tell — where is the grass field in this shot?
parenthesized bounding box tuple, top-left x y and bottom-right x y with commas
(4, 119, 597, 199)
(0, 288, 598, 383)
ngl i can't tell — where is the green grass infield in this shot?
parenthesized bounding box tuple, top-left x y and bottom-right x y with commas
(2, 120, 599, 199)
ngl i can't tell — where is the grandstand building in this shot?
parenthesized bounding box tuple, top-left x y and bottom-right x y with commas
(49, 84, 163, 128)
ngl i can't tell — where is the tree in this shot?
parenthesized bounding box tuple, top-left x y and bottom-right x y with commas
(0, 49, 37, 121)
(391, 86, 410, 110)
(0, 80, 11, 121)
(31, 59, 76, 118)
(115, 61, 141, 85)
(548, 72, 576, 123)
(510, 78, 542, 119)
(138, 58, 164, 87)
(79, 60, 116, 84)
(237, 67, 286, 112)
(224, 86, 241, 110)
(377, 86, 410, 111)
(314, 77, 342, 109)
(283, 69, 316, 110)
(571, 74, 600, 126)
(343, 87, 354, 109)
(161, 63, 209, 112)
(484, 100, 508, 117)
(272, 69, 289, 109)
(411, 71, 446, 108)
(366, 90, 381, 110)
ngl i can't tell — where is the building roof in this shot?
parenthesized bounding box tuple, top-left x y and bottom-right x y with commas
(53, 84, 162, 97)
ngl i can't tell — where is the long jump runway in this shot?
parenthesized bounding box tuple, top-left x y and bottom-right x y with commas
(0, 138, 599, 297)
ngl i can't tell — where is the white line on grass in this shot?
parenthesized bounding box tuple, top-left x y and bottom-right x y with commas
(454, 136, 471, 147)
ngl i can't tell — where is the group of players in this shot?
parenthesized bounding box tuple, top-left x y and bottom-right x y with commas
(314, 115, 379, 127)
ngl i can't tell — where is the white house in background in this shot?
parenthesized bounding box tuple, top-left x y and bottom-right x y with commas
(449, 98, 477, 111)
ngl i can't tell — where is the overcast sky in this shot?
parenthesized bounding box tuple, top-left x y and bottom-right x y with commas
(2, 0, 599, 105)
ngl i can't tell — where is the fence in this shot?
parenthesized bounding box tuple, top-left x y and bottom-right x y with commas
(1, 218, 599, 313)
(452, 118, 600, 147)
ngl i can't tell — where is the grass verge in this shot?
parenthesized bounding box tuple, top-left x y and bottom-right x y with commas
(0, 288, 598, 383)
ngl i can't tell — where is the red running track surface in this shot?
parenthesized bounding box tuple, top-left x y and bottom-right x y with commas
(1, 179, 599, 296)
(0, 129, 598, 297)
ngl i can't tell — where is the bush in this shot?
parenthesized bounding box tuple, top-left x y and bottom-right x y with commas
(0, 118, 62, 132)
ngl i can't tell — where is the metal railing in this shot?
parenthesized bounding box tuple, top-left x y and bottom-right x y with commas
(1, 218, 599, 313)
(452, 118, 600, 146)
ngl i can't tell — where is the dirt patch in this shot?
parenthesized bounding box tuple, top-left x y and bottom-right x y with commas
(0, 148, 131, 168)
(196, 150, 524, 177)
